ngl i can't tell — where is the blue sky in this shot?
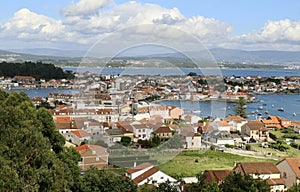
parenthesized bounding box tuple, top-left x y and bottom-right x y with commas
(0, 0, 300, 51)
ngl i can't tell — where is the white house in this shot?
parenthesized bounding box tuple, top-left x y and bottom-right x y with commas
(125, 162, 177, 186)
(131, 122, 153, 141)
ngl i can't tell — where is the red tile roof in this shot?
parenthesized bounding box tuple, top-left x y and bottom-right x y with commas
(71, 130, 91, 138)
(132, 167, 159, 184)
(204, 170, 232, 184)
(235, 162, 280, 175)
(154, 126, 172, 134)
(126, 162, 153, 174)
(56, 116, 71, 123)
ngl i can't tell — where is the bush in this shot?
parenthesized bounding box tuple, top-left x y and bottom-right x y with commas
(269, 132, 277, 141)
(245, 144, 251, 151)
(225, 144, 235, 148)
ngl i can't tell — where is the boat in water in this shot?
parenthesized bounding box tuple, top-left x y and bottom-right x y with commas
(265, 111, 269, 114)
(293, 112, 297, 116)
(278, 108, 284, 112)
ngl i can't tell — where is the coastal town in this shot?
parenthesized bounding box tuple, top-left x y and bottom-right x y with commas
(3, 70, 299, 191)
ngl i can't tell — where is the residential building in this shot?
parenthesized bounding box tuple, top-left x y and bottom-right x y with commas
(76, 144, 109, 171)
(261, 116, 281, 129)
(224, 115, 247, 132)
(131, 122, 153, 141)
(202, 130, 235, 146)
(234, 162, 285, 192)
(276, 158, 300, 188)
(203, 170, 232, 185)
(241, 120, 269, 142)
(64, 129, 91, 145)
(154, 125, 173, 138)
(125, 162, 177, 186)
(180, 127, 202, 149)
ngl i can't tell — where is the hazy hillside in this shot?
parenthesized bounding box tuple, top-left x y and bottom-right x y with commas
(1, 48, 300, 67)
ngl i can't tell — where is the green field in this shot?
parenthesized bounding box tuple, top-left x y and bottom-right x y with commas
(157, 150, 278, 178)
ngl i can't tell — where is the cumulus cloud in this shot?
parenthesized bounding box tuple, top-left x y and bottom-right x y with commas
(1, 1, 300, 51)
(61, 0, 113, 17)
(1, 8, 70, 41)
(239, 19, 300, 43)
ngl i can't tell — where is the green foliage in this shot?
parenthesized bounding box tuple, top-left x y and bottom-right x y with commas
(234, 97, 248, 118)
(225, 144, 235, 149)
(75, 168, 137, 192)
(0, 90, 80, 191)
(187, 72, 197, 76)
(120, 136, 132, 147)
(219, 173, 270, 192)
(144, 95, 160, 102)
(290, 142, 300, 150)
(288, 183, 300, 192)
(245, 144, 251, 151)
(269, 140, 290, 151)
(269, 132, 277, 141)
(186, 172, 269, 192)
(0, 61, 74, 80)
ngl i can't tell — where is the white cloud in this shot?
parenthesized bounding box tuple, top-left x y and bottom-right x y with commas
(1, 8, 70, 41)
(239, 19, 300, 43)
(1, 1, 300, 51)
(61, 0, 113, 17)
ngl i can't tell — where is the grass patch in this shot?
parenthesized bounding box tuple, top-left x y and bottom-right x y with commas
(157, 150, 277, 178)
(252, 143, 300, 158)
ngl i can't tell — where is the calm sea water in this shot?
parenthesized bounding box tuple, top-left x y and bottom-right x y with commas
(9, 89, 79, 98)
(64, 67, 300, 77)
(160, 94, 300, 121)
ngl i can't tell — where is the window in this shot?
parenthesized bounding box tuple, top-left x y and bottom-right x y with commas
(283, 172, 287, 178)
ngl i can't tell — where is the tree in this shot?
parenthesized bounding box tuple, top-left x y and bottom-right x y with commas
(120, 136, 132, 147)
(0, 90, 80, 191)
(156, 180, 178, 192)
(219, 173, 270, 192)
(75, 168, 137, 192)
(234, 97, 248, 118)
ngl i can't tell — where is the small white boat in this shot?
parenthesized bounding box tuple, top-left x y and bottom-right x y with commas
(192, 110, 201, 114)
(258, 106, 263, 110)
(293, 112, 297, 116)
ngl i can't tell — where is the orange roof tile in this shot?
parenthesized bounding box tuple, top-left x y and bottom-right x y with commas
(204, 170, 232, 184)
(71, 130, 91, 138)
(280, 158, 300, 178)
(133, 167, 159, 184)
(235, 162, 280, 175)
(56, 116, 71, 123)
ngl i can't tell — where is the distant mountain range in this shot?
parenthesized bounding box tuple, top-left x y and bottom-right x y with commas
(1, 48, 300, 66)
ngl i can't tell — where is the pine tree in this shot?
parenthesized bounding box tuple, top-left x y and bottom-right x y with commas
(234, 97, 248, 118)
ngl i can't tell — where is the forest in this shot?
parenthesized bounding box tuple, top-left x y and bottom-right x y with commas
(0, 61, 74, 80)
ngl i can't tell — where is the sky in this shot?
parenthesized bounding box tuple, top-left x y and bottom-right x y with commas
(1, 0, 300, 53)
